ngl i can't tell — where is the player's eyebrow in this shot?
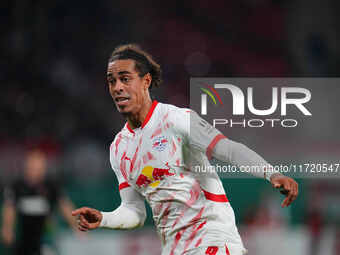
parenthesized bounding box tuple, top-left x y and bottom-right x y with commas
(118, 71, 131, 75)
(106, 71, 132, 77)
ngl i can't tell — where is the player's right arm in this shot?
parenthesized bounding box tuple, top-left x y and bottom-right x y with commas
(100, 185, 146, 229)
(72, 138, 146, 232)
(72, 186, 146, 231)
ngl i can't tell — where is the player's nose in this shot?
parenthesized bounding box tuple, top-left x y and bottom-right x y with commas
(114, 80, 125, 93)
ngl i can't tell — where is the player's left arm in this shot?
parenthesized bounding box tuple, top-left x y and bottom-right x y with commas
(212, 139, 298, 207)
(174, 109, 298, 208)
(58, 196, 79, 231)
(49, 180, 79, 231)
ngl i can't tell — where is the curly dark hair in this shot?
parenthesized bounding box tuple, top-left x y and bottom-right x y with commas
(109, 44, 162, 89)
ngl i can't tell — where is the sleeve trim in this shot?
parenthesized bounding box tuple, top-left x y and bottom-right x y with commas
(206, 134, 227, 160)
(118, 182, 130, 191)
(202, 189, 229, 203)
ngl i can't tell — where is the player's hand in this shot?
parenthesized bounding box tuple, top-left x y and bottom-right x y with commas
(72, 207, 103, 232)
(1, 227, 14, 246)
(270, 173, 298, 208)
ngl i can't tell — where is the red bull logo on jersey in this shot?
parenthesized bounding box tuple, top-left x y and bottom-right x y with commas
(136, 164, 174, 188)
(152, 136, 168, 152)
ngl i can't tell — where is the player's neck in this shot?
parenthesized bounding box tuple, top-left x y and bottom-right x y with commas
(127, 98, 152, 129)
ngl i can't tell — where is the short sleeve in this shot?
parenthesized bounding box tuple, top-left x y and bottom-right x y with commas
(171, 108, 227, 160)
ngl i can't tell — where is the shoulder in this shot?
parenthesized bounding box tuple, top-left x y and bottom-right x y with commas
(111, 129, 124, 146)
(110, 125, 130, 151)
(155, 102, 196, 137)
(157, 102, 193, 119)
(3, 178, 24, 201)
(109, 126, 131, 170)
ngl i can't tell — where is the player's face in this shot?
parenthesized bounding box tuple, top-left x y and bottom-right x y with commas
(107, 59, 150, 116)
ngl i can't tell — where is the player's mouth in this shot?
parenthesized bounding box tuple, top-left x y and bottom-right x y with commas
(115, 96, 130, 106)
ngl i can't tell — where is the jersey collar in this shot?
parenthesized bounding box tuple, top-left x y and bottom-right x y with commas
(126, 100, 158, 134)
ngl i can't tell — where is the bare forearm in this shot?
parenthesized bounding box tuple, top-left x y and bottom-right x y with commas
(59, 198, 77, 229)
(1, 202, 16, 245)
(2, 203, 15, 230)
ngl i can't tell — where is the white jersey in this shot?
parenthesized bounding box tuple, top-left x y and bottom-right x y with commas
(110, 101, 247, 255)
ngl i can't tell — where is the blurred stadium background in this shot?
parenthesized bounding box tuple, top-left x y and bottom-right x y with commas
(1, 0, 340, 254)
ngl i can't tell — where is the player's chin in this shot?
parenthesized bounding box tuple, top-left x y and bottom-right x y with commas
(116, 105, 131, 116)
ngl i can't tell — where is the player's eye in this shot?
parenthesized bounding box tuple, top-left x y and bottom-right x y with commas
(107, 78, 115, 85)
(121, 76, 130, 83)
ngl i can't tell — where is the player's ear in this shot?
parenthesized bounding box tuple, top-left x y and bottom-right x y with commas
(143, 73, 152, 90)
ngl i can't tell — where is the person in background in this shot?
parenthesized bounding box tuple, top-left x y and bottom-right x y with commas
(1, 149, 78, 255)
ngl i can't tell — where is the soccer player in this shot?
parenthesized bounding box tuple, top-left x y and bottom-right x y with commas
(72, 44, 298, 255)
(1, 149, 78, 255)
